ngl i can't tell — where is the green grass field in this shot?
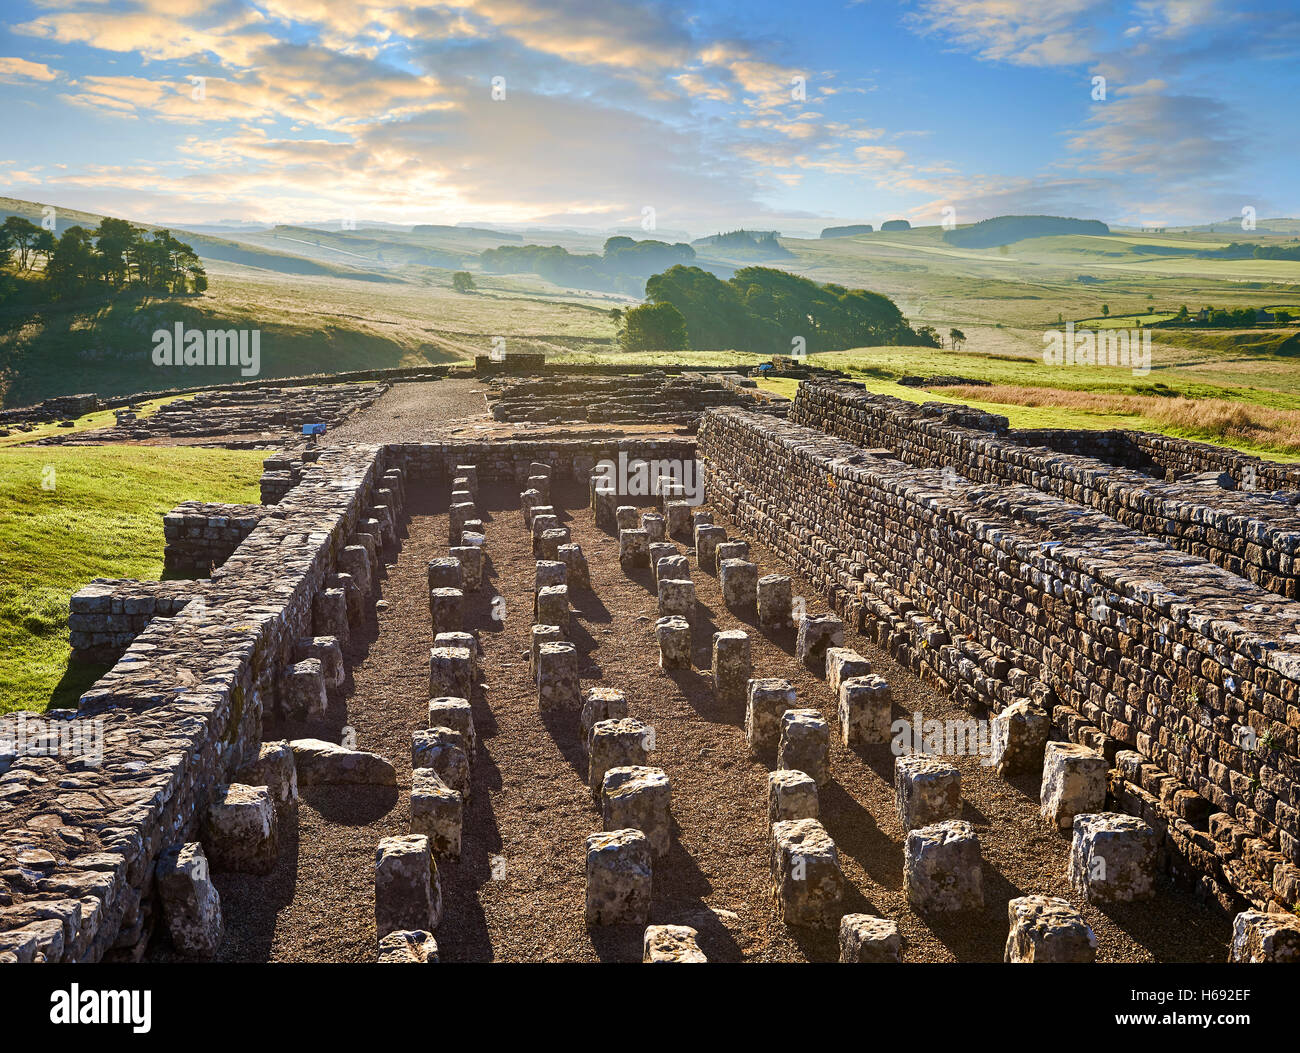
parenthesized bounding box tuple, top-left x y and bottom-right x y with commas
(0, 446, 262, 713)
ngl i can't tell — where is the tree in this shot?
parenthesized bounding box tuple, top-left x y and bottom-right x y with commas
(45, 226, 98, 295)
(94, 217, 139, 285)
(452, 271, 476, 293)
(2, 216, 44, 272)
(619, 301, 688, 351)
(949, 328, 966, 350)
(914, 325, 942, 348)
(1101, 304, 1109, 316)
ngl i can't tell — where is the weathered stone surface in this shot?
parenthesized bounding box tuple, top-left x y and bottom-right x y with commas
(746, 677, 797, 754)
(589, 718, 651, 798)
(768, 769, 818, 825)
(536, 641, 579, 711)
(427, 557, 462, 590)
(428, 587, 464, 636)
(412, 727, 471, 802)
(895, 754, 961, 830)
(284, 658, 327, 719)
(375, 835, 441, 938)
(712, 629, 751, 704)
(295, 636, 345, 689)
(377, 929, 439, 963)
(428, 696, 475, 755)
(657, 578, 696, 620)
(839, 675, 891, 746)
(991, 699, 1050, 778)
(643, 924, 706, 962)
(581, 687, 628, 761)
(558, 543, 591, 590)
(410, 768, 463, 859)
(234, 740, 297, 808)
(535, 584, 570, 634)
(664, 499, 691, 537)
(530, 623, 563, 671)
(1230, 910, 1300, 962)
(757, 574, 793, 628)
(778, 709, 831, 786)
(796, 613, 844, 667)
(586, 829, 652, 927)
(156, 842, 222, 958)
(602, 765, 671, 857)
(290, 738, 397, 786)
(204, 784, 278, 875)
(1069, 812, 1158, 903)
(616, 505, 639, 531)
(1041, 742, 1107, 830)
(655, 615, 691, 669)
(1004, 895, 1096, 963)
(434, 632, 478, 679)
(641, 513, 666, 543)
(771, 818, 843, 928)
(825, 648, 871, 696)
(654, 553, 689, 587)
(719, 559, 758, 611)
(695, 524, 727, 572)
(838, 914, 902, 962)
(449, 545, 483, 591)
(429, 645, 473, 699)
(904, 820, 983, 913)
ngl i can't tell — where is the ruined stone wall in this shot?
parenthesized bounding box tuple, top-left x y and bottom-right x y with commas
(792, 381, 1300, 599)
(163, 501, 267, 575)
(1, 445, 384, 961)
(700, 406, 1300, 914)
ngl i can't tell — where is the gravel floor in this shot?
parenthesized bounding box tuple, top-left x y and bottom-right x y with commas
(326, 379, 491, 443)
(161, 477, 1232, 963)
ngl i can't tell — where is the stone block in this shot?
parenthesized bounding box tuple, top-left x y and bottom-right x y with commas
(758, 574, 793, 628)
(655, 554, 690, 587)
(1041, 742, 1107, 830)
(991, 699, 1049, 778)
(234, 740, 297, 808)
(1230, 910, 1300, 962)
(602, 765, 672, 857)
(771, 818, 843, 928)
(204, 784, 278, 875)
(619, 528, 651, 569)
(711, 629, 751, 704)
(538, 527, 569, 561)
(640, 513, 666, 542)
(719, 559, 758, 611)
(839, 675, 891, 746)
(375, 835, 441, 938)
(694, 525, 727, 572)
(895, 754, 961, 830)
(428, 696, 475, 755)
(616, 505, 639, 530)
(536, 641, 579, 711)
(838, 914, 902, 963)
(412, 727, 471, 802)
(294, 636, 345, 689)
(657, 578, 695, 620)
(768, 769, 819, 825)
(410, 768, 463, 860)
(156, 842, 222, 958)
(448, 546, 482, 591)
(284, 658, 327, 720)
(714, 540, 751, 565)
(377, 929, 439, 963)
(429, 645, 473, 699)
(796, 613, 844, 667)
(535, 584, 570, 634)
(825, 647, 871, 695)
(904, 820, 983, 913)
(589, 718, 651, 798)
(745, 677, 797, 754)
(581, 687, 628, 761)
(779, 709, 831, 786)
(290, 739, 397, 786)
(1069, 812, 1158, 904)
(427, 557, 462, 590)
(585, 829, 652, 927)
(655, 615, 691, 669)
(664, 500, 691, 537)
(1004, 895, 1096, 963)
(434, 632, 478, 679)
(428, 587, 463, 636)
(558, 543, 591, 590)
(643, 924, 706, 962)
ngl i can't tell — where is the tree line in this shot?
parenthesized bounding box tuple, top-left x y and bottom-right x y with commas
(478, 237, 695, 294)
(0, 214, 207, 301)
(619, 264, 931, 353)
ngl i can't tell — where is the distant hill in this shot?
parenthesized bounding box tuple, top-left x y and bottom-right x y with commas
(821, 224, 873, 238)
(413, 224, 521, 242)
(880, 220, 911, 232)
(943, 215, 1110, 248)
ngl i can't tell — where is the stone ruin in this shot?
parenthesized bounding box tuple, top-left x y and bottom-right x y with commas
(5, 370, 1300, 964)
(485, 371, 789, 427)
(36, 382, 388, 445)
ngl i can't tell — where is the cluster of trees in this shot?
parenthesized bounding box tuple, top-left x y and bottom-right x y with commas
(1197, 241, 1300, 262)
(1153, 304, 1294, 328)
(478, 237, 695, 293)
(0, 214, 206, 299)
(692, 230, 792, 258)
(622, 265, 923, 353)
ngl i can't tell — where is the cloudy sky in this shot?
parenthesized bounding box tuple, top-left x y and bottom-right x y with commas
(0, 0, 1295, 233)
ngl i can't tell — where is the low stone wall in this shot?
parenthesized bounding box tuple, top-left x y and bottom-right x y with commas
(700, 406, 1300, 915)
(792, 381, 1300, 598)
(163, 501, 267, 575)
(2, 444, 384, 961)
(68, 579, 203, 664)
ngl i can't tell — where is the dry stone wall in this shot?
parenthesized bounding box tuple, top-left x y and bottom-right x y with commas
(793, 381, 1300, 599)
(700, 406, 1300, 915)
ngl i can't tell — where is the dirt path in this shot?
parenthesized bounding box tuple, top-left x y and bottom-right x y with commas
(182, 478, 1232, 963)
(326, 379, 490, 443)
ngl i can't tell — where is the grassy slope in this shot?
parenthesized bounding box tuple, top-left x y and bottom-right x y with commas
(0, 446, 262, 713)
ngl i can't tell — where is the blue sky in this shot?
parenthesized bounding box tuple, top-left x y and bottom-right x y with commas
(0, 0, 1295, 234)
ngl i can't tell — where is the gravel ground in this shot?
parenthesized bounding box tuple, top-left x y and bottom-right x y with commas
(326, 379, 491, 443)
(159, 477, 1232, 963)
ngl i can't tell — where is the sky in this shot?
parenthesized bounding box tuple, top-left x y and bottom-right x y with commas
(0, 0, 1296, 235)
